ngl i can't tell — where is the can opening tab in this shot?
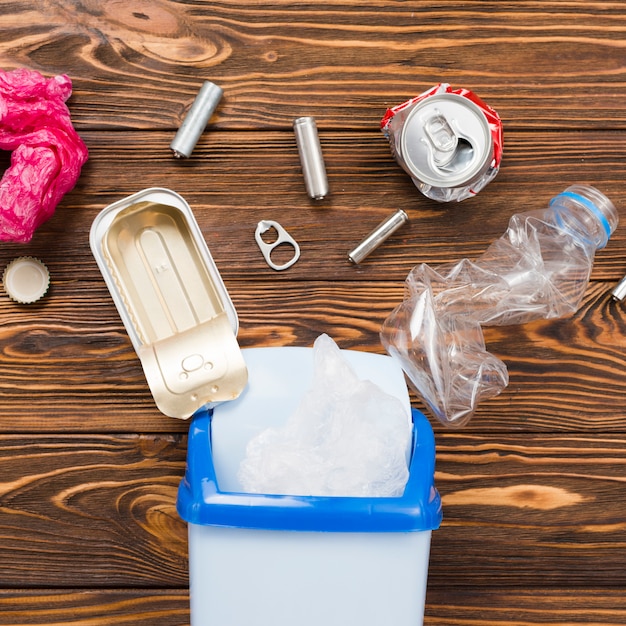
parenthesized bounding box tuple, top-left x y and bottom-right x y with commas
(255, 220, 300, 271)
(424, 110, 458, 166)
(423, 109, 475, 174)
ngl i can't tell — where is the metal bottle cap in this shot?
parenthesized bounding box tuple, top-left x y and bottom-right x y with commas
(170, 81, 223, 159)
(2, 256, 50, 303)
(293, 116, 329, 200)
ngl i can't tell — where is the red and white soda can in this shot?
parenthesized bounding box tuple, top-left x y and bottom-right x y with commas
(382, 84, 503, 202)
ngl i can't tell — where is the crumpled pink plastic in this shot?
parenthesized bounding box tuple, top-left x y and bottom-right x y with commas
(0, 68, 88, 242)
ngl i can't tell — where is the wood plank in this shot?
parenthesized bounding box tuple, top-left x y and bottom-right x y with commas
(0, 131, 621, 433)
(0, 433, 624, 588)
(0, 279, 624, 432)
(431, 432, 626, 586)
(1, 588, 625, 625)
(425, 588, 626, 625)
(0, 591, 189, 625)
(0, 434, 187, 587)
(0, 2, 624, 623)
(0, 580, 626, 626)
(2, 2, 626, 130)
(0, 130, 624, 285)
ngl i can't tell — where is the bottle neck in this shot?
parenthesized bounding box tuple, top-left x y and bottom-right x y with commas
(549, 185, 618, 250)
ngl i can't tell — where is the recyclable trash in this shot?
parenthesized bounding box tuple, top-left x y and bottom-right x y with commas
(381, 185, 619, 427)
(611, 273, 626, 302)
(2, 257, 50, 304)
(90, 188, 247, 419)
(255, 219, 301, 271)
(170, 80, 223, 159)
(238, 334, 412, 497)
(293, 116, 329, 200)
(0, 68, 88, 242)
(381, 83, 502, 202)
(348, 209, 409, 264)
(176, 343, 441, 626)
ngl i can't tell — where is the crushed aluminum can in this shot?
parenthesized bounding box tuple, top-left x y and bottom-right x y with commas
(381, 83, 503, 202)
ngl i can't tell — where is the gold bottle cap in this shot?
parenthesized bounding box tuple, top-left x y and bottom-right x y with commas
(3, 257, 50, 304)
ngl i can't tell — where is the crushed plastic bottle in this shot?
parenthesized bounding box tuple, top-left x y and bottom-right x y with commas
(381, 185, 619, 428)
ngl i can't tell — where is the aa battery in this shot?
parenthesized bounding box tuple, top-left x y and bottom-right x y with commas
(348, 209, 409, 264)
(293, 116, 329, 200)
(170, 81, 223, 159)
(611, 274, 626, 302)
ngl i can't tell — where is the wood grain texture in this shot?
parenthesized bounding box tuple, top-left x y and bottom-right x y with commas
(0, 433, 624, 589)
(1, 588, 626, 626)
(3, 1, 626, 130)
(425, 588, 626, 625)
(432, 432, 626, 586)
(0, 1, 625, 624)
(0, 280, 624, 433)
(1, 129, 626, 283)
(0, 591, 189, 625)
(0, 435, 187, 586)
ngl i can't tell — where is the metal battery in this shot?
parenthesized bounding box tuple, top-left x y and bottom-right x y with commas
(611, 274, 626, 302)
(382, 85, 502, 202)
(348, 209, 409, 264)
(293, 116, 329, 200)
(170, 81, 223, 158)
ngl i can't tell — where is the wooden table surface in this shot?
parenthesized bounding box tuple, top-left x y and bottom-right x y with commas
(1, 1, 626, 624)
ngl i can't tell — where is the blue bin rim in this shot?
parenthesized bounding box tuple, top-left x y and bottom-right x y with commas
(176, 407, 442, 533)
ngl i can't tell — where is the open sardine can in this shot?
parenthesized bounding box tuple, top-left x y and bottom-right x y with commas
(90, 187, 247, 419)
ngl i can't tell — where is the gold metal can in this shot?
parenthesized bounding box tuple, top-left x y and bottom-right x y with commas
(90, 188, 247, 419)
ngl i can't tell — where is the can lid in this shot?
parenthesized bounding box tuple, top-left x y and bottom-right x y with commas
(401, 93, 493, 188)
(2, 256, 50, 304)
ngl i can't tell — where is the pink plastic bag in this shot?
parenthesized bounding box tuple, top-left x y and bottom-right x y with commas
(0, 68, 88, 242)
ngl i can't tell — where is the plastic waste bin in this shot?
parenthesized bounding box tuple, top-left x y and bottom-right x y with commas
(176, 347, 442, 626)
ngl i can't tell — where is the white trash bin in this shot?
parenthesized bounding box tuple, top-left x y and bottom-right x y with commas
(177, 347, 442, 626)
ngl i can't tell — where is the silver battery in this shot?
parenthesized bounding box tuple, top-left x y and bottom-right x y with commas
(348, 209, 409, 264)
(170, 81, 223, 159)
(611, 274, 626, 302)
(387, 92, 498, 202)
(293, 116, 329, 200)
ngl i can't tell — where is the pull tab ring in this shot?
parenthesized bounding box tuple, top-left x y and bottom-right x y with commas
(255, 220, 301, 271)
(423, 109, 459, 167)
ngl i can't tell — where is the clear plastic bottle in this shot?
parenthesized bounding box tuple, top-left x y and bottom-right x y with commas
(380, 185, 619, 428)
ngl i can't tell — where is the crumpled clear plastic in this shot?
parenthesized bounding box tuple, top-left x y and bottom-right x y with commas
(0, 68, 89, 242)
(238, 334, 412, 497)
(381, 185, 619, 428)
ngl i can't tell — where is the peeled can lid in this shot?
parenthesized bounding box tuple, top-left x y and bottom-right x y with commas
(3, 256, 50, 303)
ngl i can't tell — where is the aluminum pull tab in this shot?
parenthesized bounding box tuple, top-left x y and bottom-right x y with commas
(423, 109, 459, 167)
(255, 220, 301, 271)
